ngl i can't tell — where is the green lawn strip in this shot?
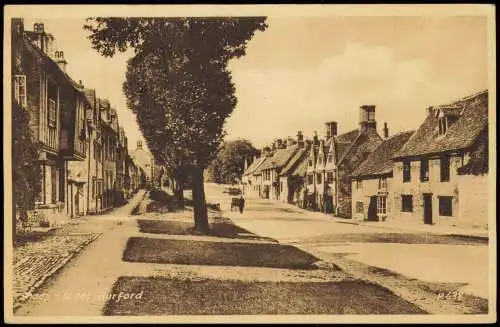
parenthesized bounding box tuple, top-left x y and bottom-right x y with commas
(103, 276, 427, 315)
(123, 237, 320, 269)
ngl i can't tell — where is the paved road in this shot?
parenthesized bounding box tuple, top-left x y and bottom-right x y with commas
(204, 183, 489, 300)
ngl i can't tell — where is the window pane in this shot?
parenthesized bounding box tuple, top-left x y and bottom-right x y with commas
(439, 196, 453, 216)
(402, 195, 413, 212)
(441, 156, 450, 182)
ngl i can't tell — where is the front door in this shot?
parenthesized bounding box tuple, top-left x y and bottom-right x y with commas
(423, 193, 433, 225)
(368, 195, 377, 221)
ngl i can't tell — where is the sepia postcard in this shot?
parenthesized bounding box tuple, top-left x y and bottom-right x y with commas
(3, 4, 496, 324)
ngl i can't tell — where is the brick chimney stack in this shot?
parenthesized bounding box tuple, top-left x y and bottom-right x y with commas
(312, 131, 319, 146)
(297, 131, 304, 147)
(383, 122, 389, 139)
(325, 121, 338, 139)
(54, 50, 67, 73)
(359, 105, 377, 133)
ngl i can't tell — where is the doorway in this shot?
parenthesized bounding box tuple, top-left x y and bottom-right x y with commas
(423, 193, 433, 225)
(367, 195, 378, 221)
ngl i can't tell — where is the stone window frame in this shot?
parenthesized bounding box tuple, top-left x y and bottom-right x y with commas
(420, 158, 430, 182)
(438, 196, 453, 217)
(356, 201, 364, 214)
(14, 74, 27, 108)
(377, 195, 387, 215)
(403, 160, 411, 182)
(401, 194, 413, 212)
(316, 173, 323, 184)
(440, 155, 451, 182)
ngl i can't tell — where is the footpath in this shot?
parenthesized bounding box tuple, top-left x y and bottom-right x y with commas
(11, 190, 146, 312)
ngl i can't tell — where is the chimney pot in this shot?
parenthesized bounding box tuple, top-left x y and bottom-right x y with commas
(383, 122, 389, 139)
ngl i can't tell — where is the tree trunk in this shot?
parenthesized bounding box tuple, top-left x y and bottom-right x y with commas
(175, 175, 184, 209)
(191, 165, 209, 234)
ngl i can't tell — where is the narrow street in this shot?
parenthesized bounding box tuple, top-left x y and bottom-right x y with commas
(13, 185, 489, 317)
(204, 184, 489, 307)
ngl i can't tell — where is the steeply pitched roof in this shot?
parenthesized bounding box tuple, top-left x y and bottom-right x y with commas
(243, 156, 266, 176)
(252, 157, 269, 175)
(394, 90, 488, 158)
(280, 146, 308, 176)
(258, 144, 299, 171)
(22, 38, 88, 103)
(291, 153, 309, 177)
(333, 129, 360, 161)
(351, 131, 415, 178)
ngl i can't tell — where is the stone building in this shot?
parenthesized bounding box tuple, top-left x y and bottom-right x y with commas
(13, 19, 92, 225)
(242, 155, 267, 198)
(278, 132, 309, 204)
(254, 140, 300, 200)
(350, 128, 414, 222)
(130, 141, 155, 188)
(305, 105, 383, 217)
(392, 90, 489, 228)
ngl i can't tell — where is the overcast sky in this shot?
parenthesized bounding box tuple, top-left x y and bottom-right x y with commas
(23, 15, 488, 151)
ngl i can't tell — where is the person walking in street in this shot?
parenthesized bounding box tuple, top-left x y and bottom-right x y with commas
(238, 196, 245, 214)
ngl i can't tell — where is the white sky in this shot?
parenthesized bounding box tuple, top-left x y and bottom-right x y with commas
(23, 15, 488, 151)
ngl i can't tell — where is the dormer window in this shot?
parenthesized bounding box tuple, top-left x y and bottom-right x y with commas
(436, 106, 461, 136)
(327, 155, 333, 163)
(308, 159, 313, 167)
(318, 157, 323, 165)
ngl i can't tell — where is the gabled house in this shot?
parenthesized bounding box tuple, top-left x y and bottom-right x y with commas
(351, 128, 414, 222)
(278, 132, 309, 204)
(130, 140, 155, 187)
(305, 132, 321, 209)
(288, 147, 310, 208)
(304, 106, 383, 217)
(242, 154, 267, 198)
(13, 19, 93, 224)
(392, 90, 489, 228)
(257, 140, 301, 200)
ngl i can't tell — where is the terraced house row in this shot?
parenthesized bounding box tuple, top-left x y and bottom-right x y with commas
(11, 19, 149, 226)
(242, 90, 489, 229)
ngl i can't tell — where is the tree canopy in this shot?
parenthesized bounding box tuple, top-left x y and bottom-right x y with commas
(207, 139, 260, 184)
(84, 17, 267, 232)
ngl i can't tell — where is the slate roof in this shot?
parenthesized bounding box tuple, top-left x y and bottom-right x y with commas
(351, 131, 415, 178)
(280, 146, 308, 176)
(258, 144, 300, 171)
(394, 90, 488, 158)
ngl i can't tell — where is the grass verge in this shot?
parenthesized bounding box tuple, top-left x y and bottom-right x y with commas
(103, 276, 427, 315)
(123, 237, 320, 269)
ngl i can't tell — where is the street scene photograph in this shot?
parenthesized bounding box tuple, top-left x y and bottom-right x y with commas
(4, 4, 496, 324)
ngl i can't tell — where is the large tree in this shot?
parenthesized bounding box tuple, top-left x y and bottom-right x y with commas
(207, 139, 260, 184)
(84, 17, 267, 233)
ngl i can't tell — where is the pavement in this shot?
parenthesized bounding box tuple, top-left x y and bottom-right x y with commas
(11, 184, 491, 318)
(12, 190, 147, 315)
(205, 183, 490, 300)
